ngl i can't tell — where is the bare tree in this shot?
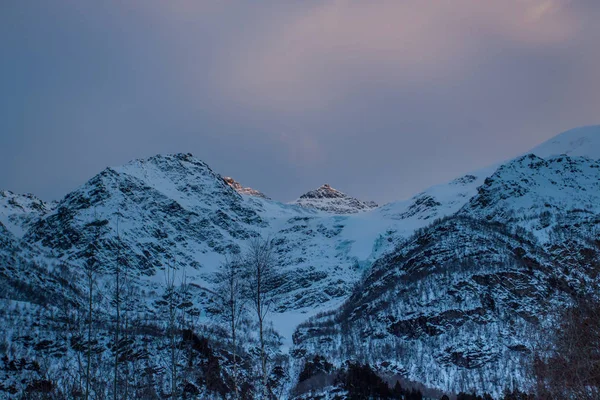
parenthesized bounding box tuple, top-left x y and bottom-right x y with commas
(178, 265, 200, 333)
(214, 255, 246, 399)
(112, 216, 122, 400)
(84, 216, 103, 400)
(242, 237, 280, 398)
(120, 233, 137, 399)
(162, 261, 179, 398)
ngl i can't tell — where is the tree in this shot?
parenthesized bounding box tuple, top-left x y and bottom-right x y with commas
(242, 237, 280, 398)
(502, 388, 533, 399)
(213, 255, 246, 399)
(298, 355, 334, 383)
(163, 261, 179, 398)
(340, 362, 391, 400)
(534, 295, 600, 399)
(392, 381, 404, 399)
(112, 217, 122, 400)
(83, 216, 104, 400)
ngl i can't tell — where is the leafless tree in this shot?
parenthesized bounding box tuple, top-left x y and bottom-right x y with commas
(84, 215, 103, 400)
(242, 237, 280, 398)
(120, 233, 138, 399)
(214, 255, 246, 399)
(112, 216, 123, 400)
(161, 261, 179, 398)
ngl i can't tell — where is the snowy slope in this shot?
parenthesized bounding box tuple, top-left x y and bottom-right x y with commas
(461, 154, 600, 239)
(529, 125, 600, 159)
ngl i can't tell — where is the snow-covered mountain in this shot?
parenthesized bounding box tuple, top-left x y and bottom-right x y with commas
(292, 184, 378, 214)
(292, 126, 600, 396)
(290, 125, 600, 396)
(23, 153, 376, 317)
(1, 125, 600, 397)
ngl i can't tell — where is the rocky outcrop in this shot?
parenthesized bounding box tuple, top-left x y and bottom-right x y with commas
(222, 176, 270, 199)
(292, 184, 378, 214)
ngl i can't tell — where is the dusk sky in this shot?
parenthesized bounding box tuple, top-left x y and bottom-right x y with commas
(1, 1, 599, 204)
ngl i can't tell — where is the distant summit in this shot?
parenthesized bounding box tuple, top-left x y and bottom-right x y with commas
(292, 184, 378, 214)
(223, 176, 270, 199)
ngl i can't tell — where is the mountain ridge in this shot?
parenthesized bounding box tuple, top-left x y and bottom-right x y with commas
(1, 125, 600, 397)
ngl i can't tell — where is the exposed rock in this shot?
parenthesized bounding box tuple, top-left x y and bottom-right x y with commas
(292, 184, 378, 214)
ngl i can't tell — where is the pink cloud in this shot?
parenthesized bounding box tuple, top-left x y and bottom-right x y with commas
(214, 0, 581, 112)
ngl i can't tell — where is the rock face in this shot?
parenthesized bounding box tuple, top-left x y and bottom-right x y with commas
(0, 222, 80, 310)
(222, 176, 270, 199)
(293, 184, 378, 214)
(1, 126, 600, 397)
(0, 190, 52, 237)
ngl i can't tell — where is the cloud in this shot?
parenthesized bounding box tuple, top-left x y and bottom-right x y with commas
(215, 0, 582, 112)
(277, 132, 325, 166)
(1, 0, 599, 203)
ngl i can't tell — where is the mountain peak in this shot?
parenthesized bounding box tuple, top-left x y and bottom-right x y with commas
(299, 184, 346, 200)
(529, 125, 600, 160)
(294, 184, 378, 214)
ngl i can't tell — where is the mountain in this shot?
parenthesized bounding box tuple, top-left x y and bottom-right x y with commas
(222, 176, 270, 199)
(26, 154, 266, 272)
(1, 125, 600, 397)
(292, 184, 378, 214)
(22, 153, 374, 317)
(292, 127, 600, 396)
(293, 213, 600, 396)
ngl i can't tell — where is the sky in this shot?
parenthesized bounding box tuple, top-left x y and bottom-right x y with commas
(1, 0, 599, 204)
